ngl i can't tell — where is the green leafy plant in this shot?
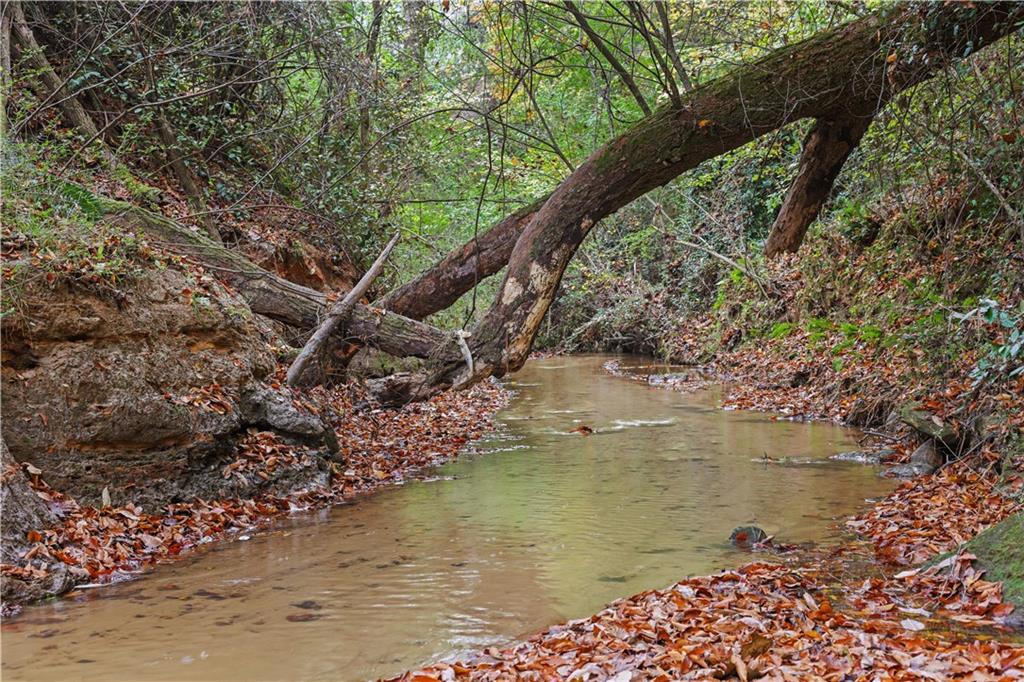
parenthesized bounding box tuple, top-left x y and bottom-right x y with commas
(951, 298, 1024, 386)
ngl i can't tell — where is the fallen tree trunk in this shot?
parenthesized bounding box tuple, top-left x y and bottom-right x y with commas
(96, 198, 456, 361)
(376, 2, 1024, 403)
(764, 112, 872, 257)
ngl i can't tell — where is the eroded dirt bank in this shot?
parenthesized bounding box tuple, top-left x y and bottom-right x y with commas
(1, 225, 509, 614)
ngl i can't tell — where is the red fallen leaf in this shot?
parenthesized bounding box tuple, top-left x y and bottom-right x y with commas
(991, 602, 1015, 617)
(26, 530, 42, 543)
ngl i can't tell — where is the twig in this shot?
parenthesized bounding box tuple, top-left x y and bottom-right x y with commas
(286, 231, 400, 387)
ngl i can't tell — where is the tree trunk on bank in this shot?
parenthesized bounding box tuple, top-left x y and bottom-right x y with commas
(287, 232, 400, 386)
(155, 115, 222, 243)
(764, 112, 872, 257)
(374, 2, 1024, 404)
(1, 439, 57, 565)
(96, 199, 458, 362)
(1, 6, 11, 139)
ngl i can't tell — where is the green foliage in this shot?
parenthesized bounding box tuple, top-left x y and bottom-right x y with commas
(951, 298, 1024, 387)
(768, 322, 795, 339)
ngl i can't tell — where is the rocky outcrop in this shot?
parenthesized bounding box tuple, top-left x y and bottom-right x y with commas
(1, 439, 57, 564)
(0, 439, 73, 611)
(1, 263, 332, 511)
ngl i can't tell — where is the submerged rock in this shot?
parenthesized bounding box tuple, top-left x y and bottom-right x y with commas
(831, 450, 882, 465)
(884, 440, 944, 479)
(730, 526, 768, 548)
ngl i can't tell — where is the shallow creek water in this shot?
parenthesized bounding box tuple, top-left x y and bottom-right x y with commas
(1, 355, 894, 681)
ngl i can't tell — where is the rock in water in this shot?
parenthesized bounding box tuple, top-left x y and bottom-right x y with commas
(885, 440, 944, 479)
(730, 526, 768, 548)
(908, 440, 943, 471)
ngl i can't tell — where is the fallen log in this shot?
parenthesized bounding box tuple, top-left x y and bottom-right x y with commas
(96, 198, 456, 361)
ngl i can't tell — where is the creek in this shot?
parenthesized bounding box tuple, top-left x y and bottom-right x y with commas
(0, 355, 893, 681)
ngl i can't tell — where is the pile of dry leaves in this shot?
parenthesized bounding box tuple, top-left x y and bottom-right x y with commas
(394, 559, 1022, 681)
(849, 462, 1021, 566)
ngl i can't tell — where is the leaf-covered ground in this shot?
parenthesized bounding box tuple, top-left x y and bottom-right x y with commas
(0, 379, 509, 613)
(394, 460, 1023, 681)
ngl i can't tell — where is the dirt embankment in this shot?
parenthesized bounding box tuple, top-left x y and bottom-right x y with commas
(1, 254, 334, 511)
(0, 229, 509, 614)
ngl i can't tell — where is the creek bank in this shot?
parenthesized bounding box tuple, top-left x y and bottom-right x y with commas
(0, 225, 511, 615)
(0, 378, 508, 616)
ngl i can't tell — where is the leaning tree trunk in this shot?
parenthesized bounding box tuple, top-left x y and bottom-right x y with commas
(764, 112, 872, 257)
(8, 1, 107, 152)
(377, 194, 548, 319)
(375, 2, 1024, 404)
(155, 115, 222, 243)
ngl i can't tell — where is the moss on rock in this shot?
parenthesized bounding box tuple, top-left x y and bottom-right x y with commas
(963, 513, 1024, 609)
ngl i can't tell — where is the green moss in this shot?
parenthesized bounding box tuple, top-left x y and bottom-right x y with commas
(962, 513, 1024, 608)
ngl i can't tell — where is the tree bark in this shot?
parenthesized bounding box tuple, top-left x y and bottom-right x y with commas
(155, 115, 222, 243)
(8, 1, 105, 148)
(1, 439, 57, 565)
(359, 0, 385, 162)
(764, 113, 872, 257)
(1, 6, 11, 139)
(374, 2, 1024, 404)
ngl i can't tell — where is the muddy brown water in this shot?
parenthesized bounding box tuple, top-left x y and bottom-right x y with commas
(1, 355, 893, 681)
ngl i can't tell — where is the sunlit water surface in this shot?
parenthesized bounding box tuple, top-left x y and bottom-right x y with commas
(1, 356, 893, 681)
